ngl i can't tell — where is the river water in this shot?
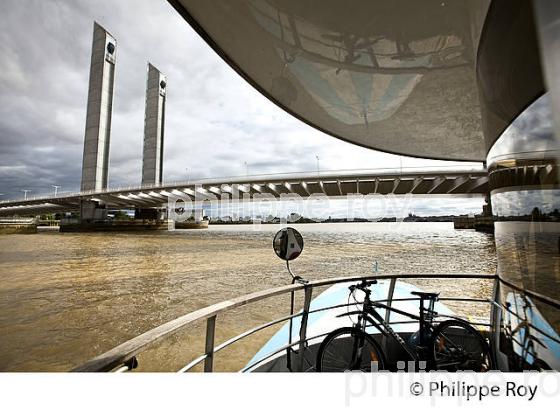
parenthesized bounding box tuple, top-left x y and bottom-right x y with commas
(0, 222, 496, 371)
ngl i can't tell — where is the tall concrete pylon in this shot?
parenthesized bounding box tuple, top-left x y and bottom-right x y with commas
(81, 22, 117, 192)
(141, 63, 167, 186)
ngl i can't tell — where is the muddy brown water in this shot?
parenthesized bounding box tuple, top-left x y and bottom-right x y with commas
(0, 222, 496, 371)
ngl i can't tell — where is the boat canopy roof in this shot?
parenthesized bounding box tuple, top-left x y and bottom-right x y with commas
(169, 0, 545, 162)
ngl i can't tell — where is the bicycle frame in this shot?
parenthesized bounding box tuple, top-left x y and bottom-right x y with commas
(339, 294, 442, 363)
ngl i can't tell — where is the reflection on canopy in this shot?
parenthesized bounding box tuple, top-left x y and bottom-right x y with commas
(249, 0, 468, 127)
(170, 0, 489, 160)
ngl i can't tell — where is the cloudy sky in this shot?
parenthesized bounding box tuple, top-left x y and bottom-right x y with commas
(0, 0, 484, 215)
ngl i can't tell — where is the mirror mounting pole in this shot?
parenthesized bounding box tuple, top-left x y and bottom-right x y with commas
(286, 260, 308, 372)
(273, 227, 306, 371)
(287, 260, 308, 285)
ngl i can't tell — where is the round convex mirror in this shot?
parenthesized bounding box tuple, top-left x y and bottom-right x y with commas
(273, 227, 304, 261)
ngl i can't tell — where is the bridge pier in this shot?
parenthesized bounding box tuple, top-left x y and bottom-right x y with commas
(473, 193, 494, 233)
(58, 201, 169, 232)
(134, 207, 166, 221)
(453, 193, 494, 232)
(79, 200, 108, 223)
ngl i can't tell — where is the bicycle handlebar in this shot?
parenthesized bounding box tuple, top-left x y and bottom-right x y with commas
(349, 279, 378, 293)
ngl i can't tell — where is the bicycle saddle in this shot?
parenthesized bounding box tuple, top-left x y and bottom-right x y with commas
(410, 291, 439, 300)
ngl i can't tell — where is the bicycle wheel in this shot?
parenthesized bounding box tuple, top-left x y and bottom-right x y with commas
(430, 320, 492, 371)
(316, 327, 386, 372)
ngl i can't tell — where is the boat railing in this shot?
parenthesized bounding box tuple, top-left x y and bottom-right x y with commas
(72, 272, 560, 373)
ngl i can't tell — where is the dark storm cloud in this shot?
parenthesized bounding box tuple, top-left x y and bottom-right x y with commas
(0, 1, 90, 198)
(0, 0, 483, 215)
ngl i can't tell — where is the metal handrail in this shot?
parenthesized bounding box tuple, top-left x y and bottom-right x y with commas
(179, 312, 301, 372)
(243, 317, 497, 374)
(72, 273, 498, 372)
(241, 331, 332, 373)
(499, 277, 560, 310)
(182, 310, 494, 373)
(500, 305, 560, 346)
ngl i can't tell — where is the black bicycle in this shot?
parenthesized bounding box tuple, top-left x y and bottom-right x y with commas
(316, 279, 492, 372)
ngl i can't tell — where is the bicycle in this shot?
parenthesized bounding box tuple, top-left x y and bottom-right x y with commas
(315, 279, 493, 372)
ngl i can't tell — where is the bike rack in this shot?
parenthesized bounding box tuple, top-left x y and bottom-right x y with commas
(71, 272, 560, 372)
